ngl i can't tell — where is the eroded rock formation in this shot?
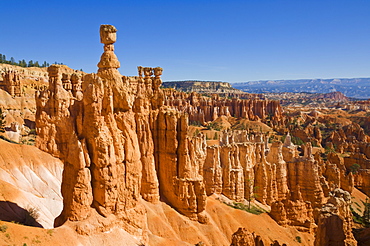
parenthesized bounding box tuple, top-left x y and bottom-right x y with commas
(314, 188, 357, 246)
(36, 25, 152, 237)
(163, 90, 284, 126)
(152, 108, 208, 222)
(35, 25, 210, 241)
(202, 131, 324, 232)
(1, 70, 22, 97)
(230, 227, 265, 246)
(204, 146, 223, 196)
(230, 227, 289, 246)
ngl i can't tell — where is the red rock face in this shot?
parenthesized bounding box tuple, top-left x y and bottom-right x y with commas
(313, 91, 348, 101)
(324, 124, 370, 198)
(163, 90, 284, 126)
(36, 65, 90, 225)
(36, 64, 149, 234)
(269, 143, 325, 231)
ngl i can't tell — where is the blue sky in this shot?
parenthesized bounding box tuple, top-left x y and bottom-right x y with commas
(1, 0, 370, 82)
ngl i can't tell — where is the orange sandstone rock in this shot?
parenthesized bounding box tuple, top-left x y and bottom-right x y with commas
(204, 146, 223, 196)
(1, 70, 22, 97)
(163, 89, 283, 126)
(152, 108, 208, 223)
(314, 188, 357, 246)
(230, 227, 265, 246)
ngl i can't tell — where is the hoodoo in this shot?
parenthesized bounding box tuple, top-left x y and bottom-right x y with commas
(35, 25, 210, 240)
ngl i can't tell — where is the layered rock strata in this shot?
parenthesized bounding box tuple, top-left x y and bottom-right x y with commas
(203, 132, 269, 205)
(203, 146, 223, 196)
(163, 90, 284, 126)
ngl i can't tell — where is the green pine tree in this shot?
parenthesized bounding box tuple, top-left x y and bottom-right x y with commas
(28, 60, 34, 67)
(363, 198, 370, 226)
(0, 108, 5, 133)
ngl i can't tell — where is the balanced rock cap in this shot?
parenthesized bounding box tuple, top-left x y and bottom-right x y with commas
(100, 24, 117, 45)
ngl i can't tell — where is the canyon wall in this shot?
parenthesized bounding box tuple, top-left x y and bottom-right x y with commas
(163, 90, 284, 126)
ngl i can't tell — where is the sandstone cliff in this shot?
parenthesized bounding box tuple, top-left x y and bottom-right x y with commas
(163, 90, 284, 127)
(0, 63, 84, 95)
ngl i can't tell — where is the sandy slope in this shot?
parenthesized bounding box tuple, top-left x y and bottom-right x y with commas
(2, 190, 368, 246)
(0, 221, 141, 246)
(0, 139, 63, 228)
(352, 187, 369, 217)
(144, 194, 315, 246)
(0, 89, 36, 112)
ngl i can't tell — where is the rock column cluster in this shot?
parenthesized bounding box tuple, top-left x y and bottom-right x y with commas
(314, 188, 357, 246)
(163, 90, 284, 126)
(1, 70, 22, 96)
(35, 25, 211, 239)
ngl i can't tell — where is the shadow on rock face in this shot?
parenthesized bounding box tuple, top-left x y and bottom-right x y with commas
(24, 119, 36, 129)
(0, 201, 43, 228)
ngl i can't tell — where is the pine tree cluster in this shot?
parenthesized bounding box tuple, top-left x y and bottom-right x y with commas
(0, 53, 64, 68)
